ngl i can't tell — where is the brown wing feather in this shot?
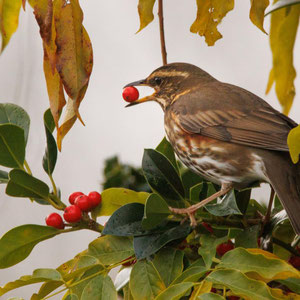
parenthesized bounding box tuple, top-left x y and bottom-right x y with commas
(171, 81, 297, 152)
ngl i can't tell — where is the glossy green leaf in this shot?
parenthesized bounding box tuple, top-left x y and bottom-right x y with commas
(190, 182, 208, 204)
(102, 203, 147, 236)
(0, 124, 25, 168)
(0, 169, 8, 183)
(156, 137, 178, 172)
(81, 274, 117, 300)
(218, 247, 299, 281)
(153, 248, 184, 287)
(91, 188, 149, 218)
(133, 223, 191, 259)
(206, 269, 278, 300)
(130, 260, 165, 300)
(266, 0, 300, 15)
(235, 225, 259, 248)
(155, 282, 193, 300)
(6, 169, 50, 200)
(171, 266, 207, 285)
(34, 280, 63, 299)
(0, 103, 30, 144)
(0, 225, 60, 268)
(88, 235, 134, 266)
(42, 109, 57, 175)
(142, 194, 170, 230)
(181, 168, 204, 196)
(277, 277, 300, 294)
(198, 293, 225, 300)
(235, 189, 251, 214)
(205, 190, 242, 216)
(137, 0, 156, 32)
(142, 149, 184, 207)
(0, 268, 62, 296)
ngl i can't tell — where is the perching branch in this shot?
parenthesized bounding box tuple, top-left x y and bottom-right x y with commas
(158, 0, 167, 65)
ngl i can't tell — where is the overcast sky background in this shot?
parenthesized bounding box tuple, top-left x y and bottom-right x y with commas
(1, 1, 300, 299)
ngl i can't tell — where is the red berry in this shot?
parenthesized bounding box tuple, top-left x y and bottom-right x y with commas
(228, 296, 240, 300)
(289, 255, 300, 268)
(202, 222, 213, 233)
(88, 191, 102, 208)
(75, 195, 93, 212)
(211, 288, 217, 293)
(216, 240, 234, 257)
(63, 205, 82, 223)
(122, 86, 139, 103)
(122, 256, 137, 267)
(45, 213, 64, 229)
(69, 191, 84, 205)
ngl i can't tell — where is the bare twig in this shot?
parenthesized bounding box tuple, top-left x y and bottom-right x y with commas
(158, 0, 167, 65)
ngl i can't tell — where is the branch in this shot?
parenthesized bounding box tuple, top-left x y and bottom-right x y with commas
(158, 0, 167, 65)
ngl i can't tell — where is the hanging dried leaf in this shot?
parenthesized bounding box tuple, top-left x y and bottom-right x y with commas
(137, 0, 156, 32)
(190, 0, 234, 46)
(249, 0, 270, 33)
(0, 0, 22, 52)
(22, 0, 25, 11)
(266, 1, 300, 115)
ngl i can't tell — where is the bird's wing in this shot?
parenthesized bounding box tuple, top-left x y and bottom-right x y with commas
(171, 82, 296, 152)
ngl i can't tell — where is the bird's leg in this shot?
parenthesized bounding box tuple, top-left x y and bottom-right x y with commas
(169, 183, 233, 227)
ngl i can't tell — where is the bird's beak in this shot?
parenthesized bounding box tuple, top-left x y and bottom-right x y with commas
(124, 79, 156, 107)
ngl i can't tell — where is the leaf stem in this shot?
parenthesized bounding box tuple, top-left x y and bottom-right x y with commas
(273, 237, 300, 257)
(49, 174, 58, 197)
(158, 0, 167, 65)
(24, 159, 32, 175)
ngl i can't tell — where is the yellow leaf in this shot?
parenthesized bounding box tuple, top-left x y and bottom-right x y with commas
(288, 124, 300, 163)
(190, 0, 234, 46)
(249, 0, 270, 33)
(190, 280, 212, 299)
(266, 1, 300, 115)
(270, 287, 300, 300)
(137, 0, 156, 32)
(0, 0, 22, 51)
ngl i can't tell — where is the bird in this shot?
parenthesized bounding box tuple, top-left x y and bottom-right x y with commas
(125, 62, 300, 235)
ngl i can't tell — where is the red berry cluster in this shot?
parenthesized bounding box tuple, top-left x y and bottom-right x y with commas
(216, 240, 234, 257)
(45, 191, 102, 229)
(288, 247, 300, 269)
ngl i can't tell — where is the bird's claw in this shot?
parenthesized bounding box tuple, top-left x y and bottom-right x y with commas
(169, 206, 198, 227)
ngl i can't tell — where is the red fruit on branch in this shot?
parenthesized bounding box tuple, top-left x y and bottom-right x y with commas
(122, 86, 139, 102)
(202, 222, 213, 233)
(63, 205, 82, 223)
(74, 195, 93, 212)
(216, 240, 234, 257)
(69, 191, 84, 205)
(288, 255, 300, 268)
(45, 213, 64, 229)
(121, 256, 137, 267)
(88, 191, 102, 208)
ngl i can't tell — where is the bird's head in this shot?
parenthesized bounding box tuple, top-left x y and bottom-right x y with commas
(124, 62, 212, 111)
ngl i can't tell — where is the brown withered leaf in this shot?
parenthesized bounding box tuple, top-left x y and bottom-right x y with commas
(190, 0, 234, 46)
(137, 0, 156, 32)
(266, 2, 300, 115)
(22, 0, 26, 11)
(249, 0, 270, 33)
(0, 0, 22, 52)
(43, 51, 66, 128)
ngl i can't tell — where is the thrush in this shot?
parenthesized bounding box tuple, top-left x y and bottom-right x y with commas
(125, 62, 300, 235)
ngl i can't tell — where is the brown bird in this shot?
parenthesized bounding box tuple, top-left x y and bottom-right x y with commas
(125, 62, 300, 235)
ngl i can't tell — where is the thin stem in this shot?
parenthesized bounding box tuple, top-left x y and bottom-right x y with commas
(273, 237, 300, 257)
(158, 0, 167, 65)
(49, 174, 58, 197)
(24, 159, 32, 175)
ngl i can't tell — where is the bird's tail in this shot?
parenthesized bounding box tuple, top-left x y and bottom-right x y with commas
(264, 153, 300, 235)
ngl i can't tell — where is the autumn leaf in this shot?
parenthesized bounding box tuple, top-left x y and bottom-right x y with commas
(266, 1, 300, 115)
(137, 0, 156, 32)
(249, 0, 270, 33)
(288, 125, 300, 163)
(0, 0, 22, 52)
(190, 0, 234, 46)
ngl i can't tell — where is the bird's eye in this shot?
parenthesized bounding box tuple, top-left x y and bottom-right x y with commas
(154, 77, 162, 85)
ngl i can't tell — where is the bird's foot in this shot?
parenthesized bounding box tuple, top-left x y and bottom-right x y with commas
(169, 206, 198, 227)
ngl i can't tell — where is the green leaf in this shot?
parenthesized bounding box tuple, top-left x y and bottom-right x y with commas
(0, 169, 8, 183)
(181, 168, 204, 196)
(0, 103, 30, 144)
(235, 225, 259, 248)
(198, 293, 225, 300)
(81, 274, 117, 300)
(137, 0, 156, 32)
(156, 137, 178, 172)
(102, 203, 148, 237)
(171, 266, 207, 285)
(6, 169, 50, 200)
(0, 0, 22, 51)
(154, 282, 193, 300)
(129, 260, 165, 300)
(205, 190, 242, 216)
(133, 223, 191, 259)
(64, 294, 79, 300)
(0, 268, 62, 296)
(277, 277, 300, 294)
(91, 188, 149, 218)
(198, 235, 228, 268)
(42, 109, 57, 175)
(34, 281, 64, 299)
(0, 124, 25, 168)
(88, 235, 134, 266)
(206, 269, 278, 300)
(142, 149, 184, 207)
(235, 189, 251, 214)
(142, 194, 170, 230)
(288, 124, 300, 163)
(217, 248, 299, 281)
(266, 0, 300, 15)
(0, 225, 60, 268)
(153, 248, 184, 287)
(190, 182, 207, 204)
